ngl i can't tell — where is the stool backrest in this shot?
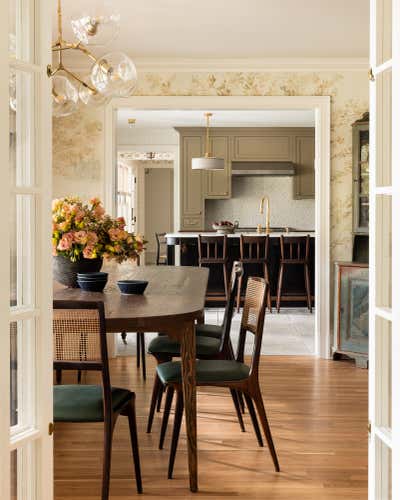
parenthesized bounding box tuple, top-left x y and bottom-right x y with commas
(198, 234, 227, 262)
(279, 235, 310, 262)
(236, 277, 268, 378)
(240, 234, 269, 262)
(155, 232, 167, 265)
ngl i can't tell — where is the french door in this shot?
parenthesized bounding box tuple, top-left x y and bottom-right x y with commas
(369, 0, 399, 498)
(1, 0, 53, 498)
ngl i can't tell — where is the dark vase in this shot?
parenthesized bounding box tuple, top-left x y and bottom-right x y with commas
(53, 255, 103, 288)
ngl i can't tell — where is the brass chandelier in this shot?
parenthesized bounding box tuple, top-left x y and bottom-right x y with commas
(48, 0, 137, 117)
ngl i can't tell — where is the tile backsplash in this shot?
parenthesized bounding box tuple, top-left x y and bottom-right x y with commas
(205, 175, 315, 229)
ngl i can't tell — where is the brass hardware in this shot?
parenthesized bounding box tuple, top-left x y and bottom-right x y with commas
(48, 422, 55, 436)
(368, 68, 375, 82)
(259, 196, 270, 234)
(256, 224, 263, 234)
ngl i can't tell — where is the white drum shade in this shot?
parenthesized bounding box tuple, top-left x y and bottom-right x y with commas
(192, 156, 225, 170)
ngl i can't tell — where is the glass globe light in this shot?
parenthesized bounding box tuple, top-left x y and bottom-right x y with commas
(52, 75, 79, 118)
(91, 51, 137, 97)
(70, 2, 120, 46)
(78, 77, 111, 106)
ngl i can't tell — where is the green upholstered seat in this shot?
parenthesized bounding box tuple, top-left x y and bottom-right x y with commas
(54, 385, 132, 422)
(195, 323, 223, 339)
(156, 359, 250, 385)
(148, 334, 220, 357)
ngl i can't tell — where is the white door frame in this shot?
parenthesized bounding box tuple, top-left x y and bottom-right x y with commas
(104, 96, 331, 359)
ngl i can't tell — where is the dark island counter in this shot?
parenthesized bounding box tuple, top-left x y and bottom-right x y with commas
(165, 231, 315, 308)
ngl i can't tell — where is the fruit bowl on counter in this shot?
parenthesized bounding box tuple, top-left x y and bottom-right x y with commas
(212, 220, 238, 234)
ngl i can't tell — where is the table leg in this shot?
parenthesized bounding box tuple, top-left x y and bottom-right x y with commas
(180, 321, 198, 492)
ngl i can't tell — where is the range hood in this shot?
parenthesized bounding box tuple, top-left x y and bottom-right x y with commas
(232, 161, 296, 176)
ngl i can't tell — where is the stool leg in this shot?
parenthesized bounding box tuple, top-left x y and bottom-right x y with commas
(304, 263, 312, 313)
(140, 332, 146, 380)
(222, 263, 228, 301)
(236, 274, 243, 312)
(136, 332, 141, 368)
(263, 263, 273, 313)
(276, 263, 284, 313)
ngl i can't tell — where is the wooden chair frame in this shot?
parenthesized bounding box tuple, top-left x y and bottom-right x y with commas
(53, 300, 143, 498)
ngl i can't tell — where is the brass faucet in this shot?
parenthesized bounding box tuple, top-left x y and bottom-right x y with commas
(256, 196, 270, 234)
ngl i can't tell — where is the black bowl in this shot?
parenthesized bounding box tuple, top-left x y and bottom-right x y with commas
(117, 280, 148, 295)
(77, 272, 108, 280)
(77, 279, 107, 292)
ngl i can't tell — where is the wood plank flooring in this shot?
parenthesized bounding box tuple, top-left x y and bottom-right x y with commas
(54, 355, 368, 500)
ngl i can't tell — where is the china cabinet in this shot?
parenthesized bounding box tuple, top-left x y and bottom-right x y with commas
(352, 112, 369, 234)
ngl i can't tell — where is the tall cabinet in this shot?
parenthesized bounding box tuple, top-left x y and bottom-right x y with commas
(352, 112, 370, 234)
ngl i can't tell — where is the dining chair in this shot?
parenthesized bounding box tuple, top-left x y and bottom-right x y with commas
(53, 300, 143, 498)
(276, 234, 312, 313)
(146, 262, 258, 445)
(236, 234, 272, 313)
(156, 277, 280, 479)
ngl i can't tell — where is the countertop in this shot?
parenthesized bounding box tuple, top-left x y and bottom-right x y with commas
(166, 231, 315, 239)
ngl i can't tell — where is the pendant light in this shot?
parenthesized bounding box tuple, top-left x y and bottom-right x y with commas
(192, 113, 225, 170)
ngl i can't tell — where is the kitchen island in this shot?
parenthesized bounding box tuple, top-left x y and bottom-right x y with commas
(165, 231, 315, 307)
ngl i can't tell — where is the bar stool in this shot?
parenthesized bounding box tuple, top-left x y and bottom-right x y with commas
(236, 235, 272, 313)
(155, 232, 168, 265)
(198, 234, 229, 300)
(276, 235, 312, 313)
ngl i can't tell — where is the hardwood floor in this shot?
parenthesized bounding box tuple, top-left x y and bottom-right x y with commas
(54, 355, 368, 499)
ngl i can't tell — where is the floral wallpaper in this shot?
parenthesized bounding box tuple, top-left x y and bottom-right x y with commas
(53, 70, 369, 264)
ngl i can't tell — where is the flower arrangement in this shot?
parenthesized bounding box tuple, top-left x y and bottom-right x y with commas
(52, 197, 145, 263)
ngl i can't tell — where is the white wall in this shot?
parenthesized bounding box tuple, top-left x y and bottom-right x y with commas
(205, 175, 315, 230)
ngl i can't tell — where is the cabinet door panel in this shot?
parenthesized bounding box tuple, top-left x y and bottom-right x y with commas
(294, 136, 315, 199)
(234, 136, 291, 161)
(181, 136, 203, 216)
(205, 136, 230, 198)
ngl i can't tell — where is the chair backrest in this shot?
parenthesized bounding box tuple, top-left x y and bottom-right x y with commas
(155, 232, 167, 265)
(53, 300, 112, 416)
(279, 235, 310, 262)
(240, 234, 269, 262)
(235, 277, 268, 378)
(198, 234, 227, 263)
(219, 261, 243, 353)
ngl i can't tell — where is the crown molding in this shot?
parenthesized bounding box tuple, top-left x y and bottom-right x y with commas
(64, 56, 369, 74)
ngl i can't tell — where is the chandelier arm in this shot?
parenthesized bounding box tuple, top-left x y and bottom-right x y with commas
(62, 67, 98, 93)
(70, 43, 98, 63)
(57, 0, 63, 44)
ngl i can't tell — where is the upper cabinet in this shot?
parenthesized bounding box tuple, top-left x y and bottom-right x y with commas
(233, 135, 291, 161)
(293, 134, 315, 199)
(204, 136, 230, 199)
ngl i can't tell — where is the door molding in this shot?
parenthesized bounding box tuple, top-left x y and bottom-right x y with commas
(104, 95, 331, 359)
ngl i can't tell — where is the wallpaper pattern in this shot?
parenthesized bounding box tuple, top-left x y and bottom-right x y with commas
(53, 70, 369, 263)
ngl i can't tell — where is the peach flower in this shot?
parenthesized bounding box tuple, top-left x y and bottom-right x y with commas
(74, 231, 87, 244)
(57, 232, 74, 251)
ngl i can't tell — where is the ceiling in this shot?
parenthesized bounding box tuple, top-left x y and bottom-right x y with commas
(116, 109, 315, 129)
(55, 0, 369, 64)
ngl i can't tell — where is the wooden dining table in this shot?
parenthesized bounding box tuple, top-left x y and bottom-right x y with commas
(53, 263, 209, 492)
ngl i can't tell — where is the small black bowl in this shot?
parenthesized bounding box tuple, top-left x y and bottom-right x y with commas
(117, 280, 148, 295)
(77, 279, 107, 292)
(77, 272, 108, 280)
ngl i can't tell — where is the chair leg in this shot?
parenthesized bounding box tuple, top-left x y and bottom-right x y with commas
(252, 387, 280, 472)
(140, 333, 146, 380)
(304, 263, 312, 313)
(276, 263, 284, 313)
(230, 389, 245, 432)
(101, 418, 115, 500)
(244, 393, 263, 447)
(56, 369, 62, 385)
(136, 332, 141, 368)
(77, 370, 82, 384)
(156, 385, 165, 413)
(121, 331, 128, 345)
(147, 374, 163, 433)
(126, 398, 143, 494)
(237, 391, 246, 414)
(236, 274, 243, 312)
(168, 390, 184, 479)
(159, 386, 174, 450)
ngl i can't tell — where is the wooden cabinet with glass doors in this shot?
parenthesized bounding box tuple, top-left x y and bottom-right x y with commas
(352, 112, 369, 234)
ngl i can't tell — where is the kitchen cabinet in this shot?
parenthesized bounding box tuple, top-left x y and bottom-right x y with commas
(204, 136, 231, 199)
(180, 134, 204, 230)
(293, 135, 315, 199)
(233, 135, 291, 161)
